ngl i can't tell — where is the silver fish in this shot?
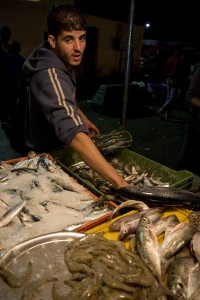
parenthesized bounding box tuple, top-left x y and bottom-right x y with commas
(153, 214, 179, 237)
(120, 208, 164, 241)
(190, 231, 200, 263)
(160, 221, 197, 261)
(136, 213, 173, 298)
(116, 186, 200, 210)
(109, 199, 150, 220)
(109, 207, 160, 231)
(0, 200, 27, 227)
(167, 256, 200, 300)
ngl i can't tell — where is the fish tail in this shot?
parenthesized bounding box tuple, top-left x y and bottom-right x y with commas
(156, 280, 173, 299)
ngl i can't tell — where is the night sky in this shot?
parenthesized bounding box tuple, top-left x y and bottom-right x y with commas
(75, 0, 200, 42)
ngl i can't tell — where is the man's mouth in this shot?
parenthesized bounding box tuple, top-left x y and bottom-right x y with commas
(72, 54, 81, 61)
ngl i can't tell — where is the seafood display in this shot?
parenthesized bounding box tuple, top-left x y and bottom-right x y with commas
(1, 189, 200, 299)
(0, 137, 199, 299)
(0, 153, 114, 253)
(88, 204, 200, 299)
(2, 206, 200, 300)
(68, 153, 170, 194)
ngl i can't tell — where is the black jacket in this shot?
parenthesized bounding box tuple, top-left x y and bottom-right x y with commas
(23, 41, 88, 152)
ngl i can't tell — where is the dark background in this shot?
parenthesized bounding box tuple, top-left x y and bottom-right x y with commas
(75, 0, 200, 42)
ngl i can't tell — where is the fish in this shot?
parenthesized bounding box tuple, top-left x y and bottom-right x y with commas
(160, 221, 197, 261)
(119, 208, 164, 241)
(36, 154, 55, 172)
(0, 200, 27, 227)
(151, 214, 179, 237)
(115, 186, 200, 210)
(48, 175, 78, 193)
(190, 231, 200, 263)
(135, 213, 173, 298)
(0, 173, 8, 182)
(11, 166, 38, 173)
(109, 199, 150, 220)
(109, 207, 160, 231)
(167, 256, 200, 300)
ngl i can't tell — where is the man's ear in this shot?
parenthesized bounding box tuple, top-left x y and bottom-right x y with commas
(48, 35, 56, 49)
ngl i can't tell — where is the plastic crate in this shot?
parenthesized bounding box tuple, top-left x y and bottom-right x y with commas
(51, 148, 193, 191)
(117, 149, 193, 190)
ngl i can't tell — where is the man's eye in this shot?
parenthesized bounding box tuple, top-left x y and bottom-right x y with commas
(80, 36, 86, 42)
(65, 38, 72, 42)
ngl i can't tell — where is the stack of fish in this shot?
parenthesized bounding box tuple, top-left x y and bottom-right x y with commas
(0, 153, 113, 252)
(105, 200, 200, 299)
(92, 128, 133, 154)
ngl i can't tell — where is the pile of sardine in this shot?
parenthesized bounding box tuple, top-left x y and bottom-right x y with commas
(69, 155, 170, 194)
(92, 128, 133, 154)
(0, 152, 113, 252)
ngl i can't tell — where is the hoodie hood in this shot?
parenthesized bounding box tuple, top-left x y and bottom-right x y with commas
(23, 41, 71, 79)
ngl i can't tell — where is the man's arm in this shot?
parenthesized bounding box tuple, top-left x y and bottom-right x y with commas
(70, 132, 129, 188)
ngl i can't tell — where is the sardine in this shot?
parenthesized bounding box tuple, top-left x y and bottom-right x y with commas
(167, 256, 200, 300)
(0, 200, 27, 227)
(109, 207, 160, 231)
(160, 221, 197, 261)
(153, 214, 179, 237)
(48, 175, 78, 193)
(190, 231, 200, 263)
(136, 213, 173, 298)
(120, 208, 164, 241)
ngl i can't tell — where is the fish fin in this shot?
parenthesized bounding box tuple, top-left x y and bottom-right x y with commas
(156, 280, 173, 299)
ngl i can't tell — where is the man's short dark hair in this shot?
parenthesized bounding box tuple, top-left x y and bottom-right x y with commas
(47, 5, 86, 38)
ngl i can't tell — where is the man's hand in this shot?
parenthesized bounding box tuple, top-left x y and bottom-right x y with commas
(85, 119, 99, 138)
(78, 108, 99, 137)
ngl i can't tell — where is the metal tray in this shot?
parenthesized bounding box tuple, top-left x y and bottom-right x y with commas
(0, 232, 85, 300)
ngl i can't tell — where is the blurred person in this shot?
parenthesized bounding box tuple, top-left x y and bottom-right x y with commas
(5, 40, 25, 122)
(0, 25, 11, 53)
(177, 54, 200, 176)
(22, 4, 129, 189)
(157, 43, 189, 121)
(3, 40, 26, 152)
(0, 26, 12, 122)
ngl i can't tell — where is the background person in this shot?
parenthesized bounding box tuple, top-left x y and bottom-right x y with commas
(157, 43, 188, 121)
(177, 55, 200, 176)
(22, 4, 129, 189)
(0, 26, 12, 122)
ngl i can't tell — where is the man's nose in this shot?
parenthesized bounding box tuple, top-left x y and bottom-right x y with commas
(74, 40, 81, 51)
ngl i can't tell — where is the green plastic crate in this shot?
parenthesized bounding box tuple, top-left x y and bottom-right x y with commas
(117, 149, 193, 190)
(51, 148, 193, 192)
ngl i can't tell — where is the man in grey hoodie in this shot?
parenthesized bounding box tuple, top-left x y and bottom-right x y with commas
(23, 4, 128, 189)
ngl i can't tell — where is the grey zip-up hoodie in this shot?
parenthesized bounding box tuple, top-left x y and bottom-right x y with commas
(23, 41, 88, 152)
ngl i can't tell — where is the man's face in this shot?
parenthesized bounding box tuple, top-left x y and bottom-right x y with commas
(49, 30, 86, 68)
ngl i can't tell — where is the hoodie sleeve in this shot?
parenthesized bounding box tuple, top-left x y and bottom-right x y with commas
(31, 66, 88, 146)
